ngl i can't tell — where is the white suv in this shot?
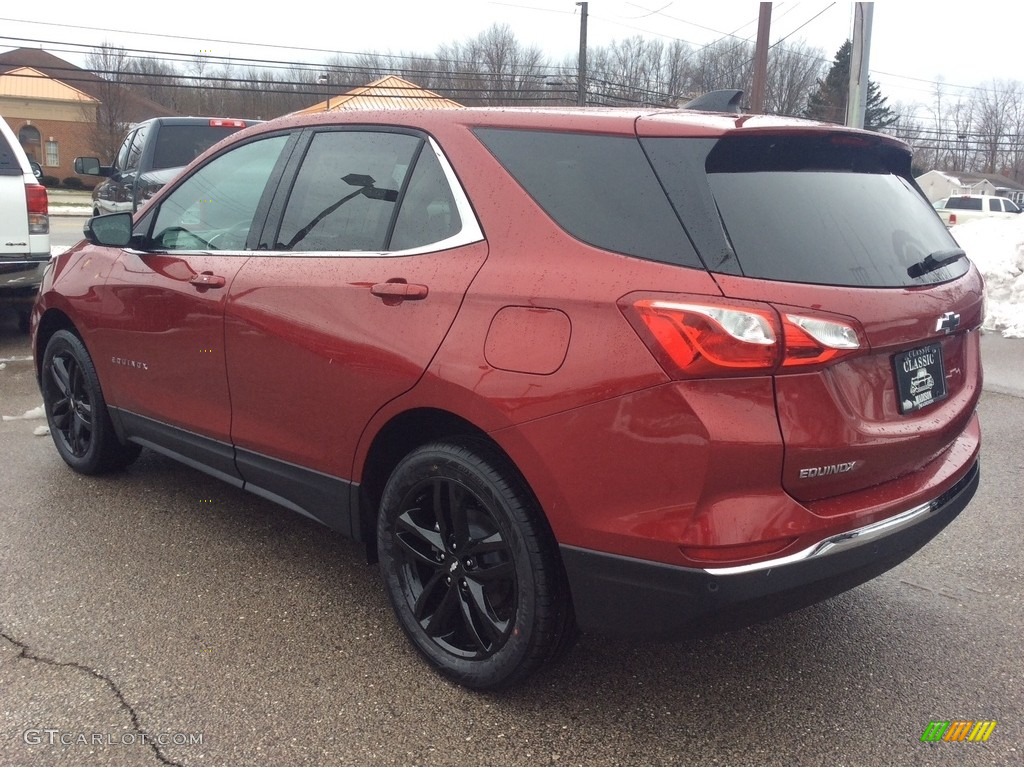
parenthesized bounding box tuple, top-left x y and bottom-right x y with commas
(935, 193, 1022, 227)
(0, 115, 49, 332)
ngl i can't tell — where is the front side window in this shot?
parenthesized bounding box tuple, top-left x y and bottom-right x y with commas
(150, 134, 289, 251)
(114, 130, 134, 170)
(124, 124, 148, 173)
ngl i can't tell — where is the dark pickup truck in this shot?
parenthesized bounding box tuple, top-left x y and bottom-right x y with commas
(74, 116, 258, 215)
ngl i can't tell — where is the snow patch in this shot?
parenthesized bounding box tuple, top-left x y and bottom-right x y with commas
(33, 425, 50, 436)
(951, 216, 1024, 339)
(2, 405, 45, 421)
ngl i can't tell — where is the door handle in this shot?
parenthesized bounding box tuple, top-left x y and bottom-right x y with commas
(190, 272, 226, 289)
(370, 281, 429, 301)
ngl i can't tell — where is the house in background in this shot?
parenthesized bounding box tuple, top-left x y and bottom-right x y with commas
(291, 75, 462, 114)
(916, 169, 1024, 206)
(0, 47, 173, 183)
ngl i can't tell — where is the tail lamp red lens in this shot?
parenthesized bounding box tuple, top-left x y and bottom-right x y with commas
(622, 296, 863, 378)
(26, 183, 49, 235)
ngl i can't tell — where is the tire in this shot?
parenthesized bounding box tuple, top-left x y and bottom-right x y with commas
(41, 330, 141, 474)
(377, 440, 573, 690)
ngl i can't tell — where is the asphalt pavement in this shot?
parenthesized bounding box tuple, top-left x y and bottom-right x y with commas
(1, 268, 1022, 765)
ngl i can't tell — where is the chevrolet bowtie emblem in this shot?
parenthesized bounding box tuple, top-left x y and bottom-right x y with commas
(936, 312, 961, 334)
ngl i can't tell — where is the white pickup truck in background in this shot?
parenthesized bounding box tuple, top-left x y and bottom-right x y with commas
(0, 115, 49, 332)
(934, 194, 1023, 227)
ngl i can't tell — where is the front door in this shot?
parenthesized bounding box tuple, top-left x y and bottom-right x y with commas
(97, 133, 293, 460)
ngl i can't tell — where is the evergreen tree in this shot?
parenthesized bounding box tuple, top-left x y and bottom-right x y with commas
(805, 40, 897, 131)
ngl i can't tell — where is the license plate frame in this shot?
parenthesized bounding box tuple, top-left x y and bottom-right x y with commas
(894, 343, 947, 414)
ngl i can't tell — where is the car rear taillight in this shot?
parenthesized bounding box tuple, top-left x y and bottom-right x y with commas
(621, 295, 863, 378)
(26, 183, 49, 235)
(209, 119, 246, 128)
(948, 212, 957, 226)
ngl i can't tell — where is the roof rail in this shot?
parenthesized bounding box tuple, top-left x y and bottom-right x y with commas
(681, 90, 745, 114)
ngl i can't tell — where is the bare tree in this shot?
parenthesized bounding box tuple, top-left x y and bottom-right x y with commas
(972, 80, 1021, 174)
(764, 41, 825, 116)
(85, 43, 132, 161)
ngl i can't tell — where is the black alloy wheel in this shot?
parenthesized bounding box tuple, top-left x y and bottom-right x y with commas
(41, 330, 140, 474)
(377, 440, 572, 689)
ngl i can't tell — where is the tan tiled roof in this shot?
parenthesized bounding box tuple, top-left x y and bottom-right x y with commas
(292, 75, 461, 114)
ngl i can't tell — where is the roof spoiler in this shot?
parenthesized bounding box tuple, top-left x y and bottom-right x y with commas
(681, 89, 745, 114)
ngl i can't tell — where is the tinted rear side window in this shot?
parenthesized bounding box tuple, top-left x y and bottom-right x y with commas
(646, 133, 968, 288)
(475, 128, 701, 268)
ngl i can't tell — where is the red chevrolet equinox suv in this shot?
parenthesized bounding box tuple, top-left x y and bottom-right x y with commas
(32, 99, 983, 689)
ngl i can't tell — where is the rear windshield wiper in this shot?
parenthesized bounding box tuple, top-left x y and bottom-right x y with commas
(907, 248, 966, 278)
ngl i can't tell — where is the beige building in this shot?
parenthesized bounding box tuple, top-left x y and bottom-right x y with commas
(0, 48, 173, 183)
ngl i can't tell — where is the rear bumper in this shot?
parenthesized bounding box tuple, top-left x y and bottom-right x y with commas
(561, 460, 979, 638)
(0, 260, 46, 309)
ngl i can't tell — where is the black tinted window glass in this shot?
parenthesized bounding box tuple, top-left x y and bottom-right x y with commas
(151, 135, 288, 251)
(115, 130, 134, 170)
(671, 134, 968, 287)
(276, 131, 420, 252)
(946, 197, 983, 210)
(152, 125, 242, 170)
(390, 145, 462, 250)
(125, 125, 148, 172)
(475, 128, 701, 268)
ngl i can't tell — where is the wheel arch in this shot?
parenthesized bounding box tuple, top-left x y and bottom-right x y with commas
(34, 308, 81, 380)
(356, 407, 558, 563)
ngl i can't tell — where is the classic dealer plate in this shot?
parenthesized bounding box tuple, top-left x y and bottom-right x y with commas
(894, 343, 947, 414)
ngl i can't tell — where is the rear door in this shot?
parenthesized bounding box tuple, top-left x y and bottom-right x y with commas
(224, 127, 486, 515)
(639, 125, 984, 505)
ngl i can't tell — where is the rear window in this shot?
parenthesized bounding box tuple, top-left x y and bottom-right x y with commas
(152, 124, 246, 170)
(946, 197, 983, 211)
(474, 128, 702, 268)
(645, 133, 969, 288)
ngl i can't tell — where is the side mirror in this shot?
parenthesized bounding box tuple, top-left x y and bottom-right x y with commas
(84, 212, 133, 247)
(29, 161, 43, 179)
(74, 156, 103, 175)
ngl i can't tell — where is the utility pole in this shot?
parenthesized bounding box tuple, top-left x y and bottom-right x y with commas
(577, 2, 588, 107)
(846, 2, 874, 129)
(749, 3, 772, 114)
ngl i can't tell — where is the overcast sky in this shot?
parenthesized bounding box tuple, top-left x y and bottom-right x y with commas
(1, 1, 1016, 117)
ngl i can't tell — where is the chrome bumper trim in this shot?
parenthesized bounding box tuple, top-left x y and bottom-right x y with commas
(704, 478, 965, 577)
